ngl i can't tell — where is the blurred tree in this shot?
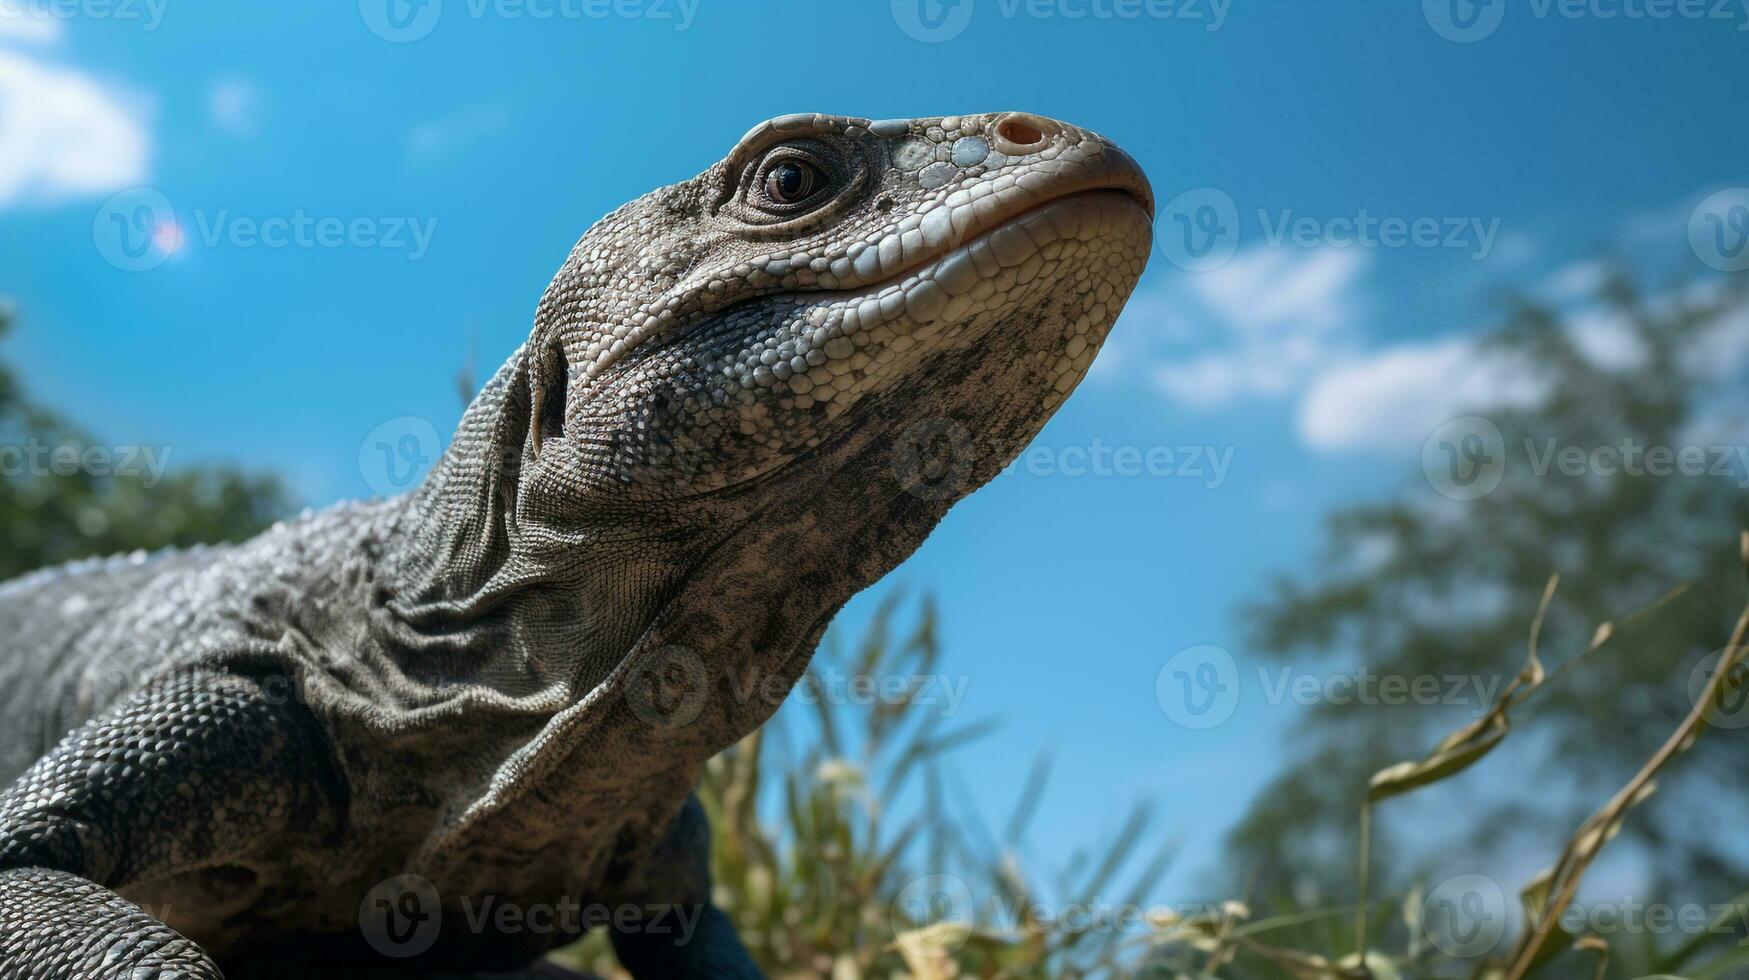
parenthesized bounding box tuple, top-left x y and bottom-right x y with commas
(0, 301, 291, 579)
(1225, 273, 1749, 908)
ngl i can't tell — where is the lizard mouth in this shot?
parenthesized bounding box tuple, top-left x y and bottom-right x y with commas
(806, 185, 1154, 342)
(873, 187, 1148, 290)
(828, 168, 1155, 304)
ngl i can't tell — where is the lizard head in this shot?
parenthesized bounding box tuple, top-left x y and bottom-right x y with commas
(394, 112, 1153, 765)
(517, 111, 1152, 530)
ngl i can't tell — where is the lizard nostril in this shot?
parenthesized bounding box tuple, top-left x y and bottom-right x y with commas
(994, 113, 1054, 154)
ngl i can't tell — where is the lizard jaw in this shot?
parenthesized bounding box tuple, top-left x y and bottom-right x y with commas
(759, 187, 1153, 418)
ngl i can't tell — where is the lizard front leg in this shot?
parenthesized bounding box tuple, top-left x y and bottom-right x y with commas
(0, 666, 343, 979)
(605, 795, 762, 980)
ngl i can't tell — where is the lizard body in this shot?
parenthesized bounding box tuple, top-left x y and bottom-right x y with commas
(0, 111, 1152, 978)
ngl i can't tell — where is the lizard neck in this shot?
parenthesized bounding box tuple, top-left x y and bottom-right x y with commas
(369, 352, 969, 856)
(375, 346, 684, 688)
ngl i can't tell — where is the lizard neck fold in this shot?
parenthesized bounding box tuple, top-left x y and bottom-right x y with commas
(384, 348, 529, 624)
(373, 344, 705, 711)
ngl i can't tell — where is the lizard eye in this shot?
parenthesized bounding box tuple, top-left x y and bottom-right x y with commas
(763, 159, 824, 205)
(725, 139, 863, 228)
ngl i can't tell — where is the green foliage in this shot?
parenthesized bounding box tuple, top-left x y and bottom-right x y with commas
(554, 592, 1173, 979)
(1144, 557, 1749, 980)
(550, 554, 1749, 979)
(0, 302, 289, 576)
(1228, 274, 1749, 902)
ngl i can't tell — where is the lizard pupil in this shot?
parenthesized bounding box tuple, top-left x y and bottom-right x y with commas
(765, 161, 818, 204)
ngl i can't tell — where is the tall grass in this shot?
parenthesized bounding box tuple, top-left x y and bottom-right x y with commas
(555, 534, 1749, 979)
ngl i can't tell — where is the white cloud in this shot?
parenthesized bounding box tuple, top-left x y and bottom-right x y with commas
(1188, 246, 1367, 336)
(1566, 307, 1646, 372)
(1145, 246, 1370, 410)
(1678, 283, 1749, 383)
(0, 48, 150, 207)
(1538, 259, 1609, 304)
(1297, 337, 1547, 453)
(208, 78, 260, 136)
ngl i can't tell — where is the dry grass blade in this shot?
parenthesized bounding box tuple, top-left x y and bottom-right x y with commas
(1573, 934, 1609, 980)
(1502, 591, 1749, 980)
(1003, 753, 1052, 846)
(1364, 575, 1565, 807)
(1355, 576, 1566, 957)
(1226, 936, 1343, 979)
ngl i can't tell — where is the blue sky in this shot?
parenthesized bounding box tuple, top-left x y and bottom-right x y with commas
(3, 0, 1747, 901)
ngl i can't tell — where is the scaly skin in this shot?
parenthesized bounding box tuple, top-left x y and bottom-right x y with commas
(0, 111, 1152, 978)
